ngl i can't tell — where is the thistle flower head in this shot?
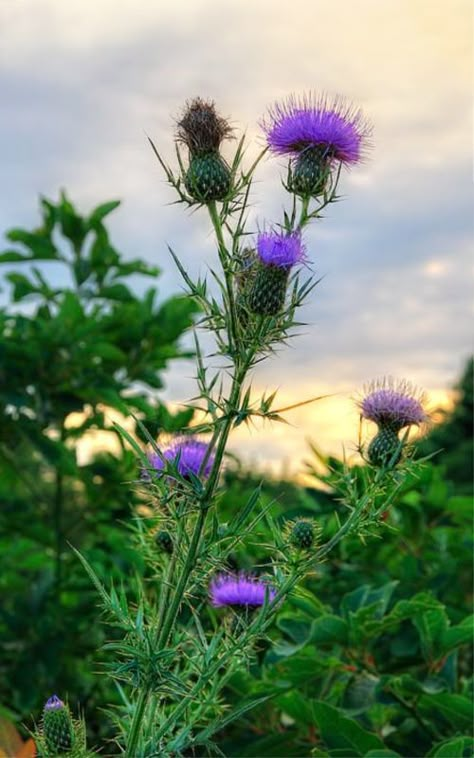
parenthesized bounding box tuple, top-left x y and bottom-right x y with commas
(42, 695, 74, 754)
(360, 378, 427, 431)
(256, 230, 306, 269)
(44, 695, 65, 711)
(148, 438, 215, 480)
(262, 93, 372, 164)
(209, 574, 276, 608)
(176, 97, 233, 155)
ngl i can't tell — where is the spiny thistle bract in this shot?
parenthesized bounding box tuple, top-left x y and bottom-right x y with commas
(176, 97, 233, 202)
(146, 437, 215, 480)
(290, 519, 316, 549)
(42, 696, 74, 755)
(360, 378, 427, 467)
(209, 574, 276, 608)
(34, 696, 91, 757)
(367, 426, 403, 468)
(261, 93, 372, 197)
(248, 230, 306, 316)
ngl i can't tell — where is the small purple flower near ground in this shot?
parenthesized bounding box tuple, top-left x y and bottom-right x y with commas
(360, 378, 427, 431)
(147, 438, 215, 479)
(44, 695, 65, 711)
(256, 230, 306, 269)
(209, 574, 276, 608)
(261, 92, 372, 164)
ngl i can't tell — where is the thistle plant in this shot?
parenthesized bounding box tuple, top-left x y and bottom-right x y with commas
(359, 378, 427, 467)
(36, 94, 434, 757)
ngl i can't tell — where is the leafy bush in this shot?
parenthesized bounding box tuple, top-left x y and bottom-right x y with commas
(218, 455, 473, 757)
(0, 194, 198, 729)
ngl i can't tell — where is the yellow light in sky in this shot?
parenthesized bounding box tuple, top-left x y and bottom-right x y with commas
(68, 387, 455, 479)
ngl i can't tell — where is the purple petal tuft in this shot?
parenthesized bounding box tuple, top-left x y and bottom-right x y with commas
(209, 574, 276, 608)
(44, 695, 65, 711)
(262, 93, 372, 163)
(256, 230, 306, 269)
(360, 378, 427, 430)
(146, 438, 214, 480)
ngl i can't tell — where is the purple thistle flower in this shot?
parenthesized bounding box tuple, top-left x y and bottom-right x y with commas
(44, 695, 65, 711)
(360, 378, 427, 431)
(256, 230, 305, 269)
(209, 574, 276, 608)
(147, 438, 214, 480)
(262, 93, 372, 164)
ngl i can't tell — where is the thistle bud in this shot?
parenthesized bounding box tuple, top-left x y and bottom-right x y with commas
(359, 378, 427, 469)
(288, 146, 332, 198)
(248, 230, 305, 317)
(290, 519, 315, 549)
(42, 696, 74, 754)
(367, 427, 402, 468)
(248, 263, 290, 317)
(155, 529, 173, 554)
(261, 93, 372, 198)
(176, 97, 233, 203)
(185, 153, 231, 203)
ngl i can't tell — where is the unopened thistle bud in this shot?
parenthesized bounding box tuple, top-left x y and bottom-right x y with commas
(42, 696, 74, 754)
(289, 145, 333, 198)
(176, 97, 233, 203)
(155, 529, 173, 553)
(359, 378, 427, 468)
(290, 519, 315, 549)
(248, 230, 306, 316)
(261, 93, 372, 199)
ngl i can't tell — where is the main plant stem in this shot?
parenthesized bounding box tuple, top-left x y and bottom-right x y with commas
(207, 201, 238, 351)
(126, 206, 249, 757)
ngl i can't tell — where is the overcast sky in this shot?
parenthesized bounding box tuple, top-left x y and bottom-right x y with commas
(1, 0, 472, 474)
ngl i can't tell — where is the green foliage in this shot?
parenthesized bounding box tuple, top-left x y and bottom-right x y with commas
(0, 193, 198, 735)
(213, 453, 473, 757)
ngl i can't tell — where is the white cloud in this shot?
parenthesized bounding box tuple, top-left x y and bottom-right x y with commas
(0, 0, 472, 467)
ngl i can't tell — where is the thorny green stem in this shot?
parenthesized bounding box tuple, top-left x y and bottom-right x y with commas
(126, 208, 252, 755)
(126, 688, 149, 758)
(207, 201, 239, 352)
(128, 149, 363, 755)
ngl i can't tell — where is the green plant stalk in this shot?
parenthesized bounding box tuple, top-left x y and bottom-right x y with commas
(126, 210, 253, 755)
(156, 355, 248, 646)
(207, 201, 238, 351)
(126, 369, 248, 756)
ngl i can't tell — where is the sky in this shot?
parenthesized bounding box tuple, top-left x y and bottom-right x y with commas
(1, 0, 472, 475)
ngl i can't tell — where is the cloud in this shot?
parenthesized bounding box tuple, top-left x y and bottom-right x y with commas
(0, 0, 472, 468)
